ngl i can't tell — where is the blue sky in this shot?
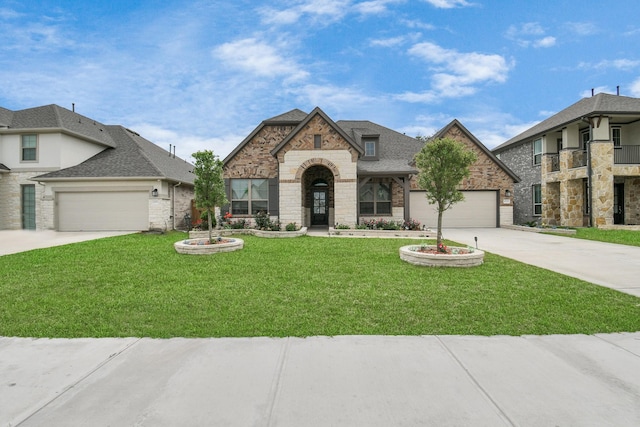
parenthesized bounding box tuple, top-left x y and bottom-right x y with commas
(2, 0, 640, 160)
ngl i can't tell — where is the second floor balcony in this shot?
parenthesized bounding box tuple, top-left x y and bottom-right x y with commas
(614, 145, 640, 164)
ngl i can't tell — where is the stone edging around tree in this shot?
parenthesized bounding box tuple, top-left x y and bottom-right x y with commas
(399, 245, 484, 267)
(174, 238, 244, 255)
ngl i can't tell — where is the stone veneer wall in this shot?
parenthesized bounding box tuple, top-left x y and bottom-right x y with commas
(590, 141, 614, 227)
(280, 151, 357, 227)
(542, 181, 561, 225)
(0, 171, 49, 230)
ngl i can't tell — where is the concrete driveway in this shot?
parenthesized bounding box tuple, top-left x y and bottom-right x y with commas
(443, 227, 640, 298)
(0, 230, 132, 256)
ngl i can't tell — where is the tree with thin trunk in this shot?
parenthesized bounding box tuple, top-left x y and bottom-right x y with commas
(414, 137, 477, 251)
(192, 150, 228, 243)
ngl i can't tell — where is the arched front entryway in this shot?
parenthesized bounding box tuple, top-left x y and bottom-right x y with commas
(302, 165, 335, 227)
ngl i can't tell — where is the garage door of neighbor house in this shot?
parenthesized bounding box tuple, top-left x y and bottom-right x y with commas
(57, 191, 149, 231)
(410, 190, 498, 228)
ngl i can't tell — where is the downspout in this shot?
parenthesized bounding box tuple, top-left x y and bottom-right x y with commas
(173, 182, 182, 230)
(581, 117, 593, 227)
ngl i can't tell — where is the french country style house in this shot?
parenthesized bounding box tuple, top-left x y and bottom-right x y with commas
(222, 107, 518, 229)
(0, 104, 194, 231)
(494, 93, 640, 228)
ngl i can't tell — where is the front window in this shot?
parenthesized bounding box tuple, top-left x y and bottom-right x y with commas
(581, 131, 590, 150)
(230, 179, 268, 215)
(21, 134, 37, 161)
(533, 138, 542, 165)
(359, 181, 391, 215)
(532, 184, 542, 216)
(364, 140, 376, 157)
(612, 127, 621, 147)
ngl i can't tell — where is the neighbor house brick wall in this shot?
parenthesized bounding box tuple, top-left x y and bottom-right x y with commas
(495, 141, 540, 225)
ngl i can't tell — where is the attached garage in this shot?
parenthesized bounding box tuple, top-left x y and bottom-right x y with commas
(410, 190, 498, 228)
(57, 190, 149, 231)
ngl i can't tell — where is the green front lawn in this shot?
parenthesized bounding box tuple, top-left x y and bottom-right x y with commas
(572, 228, 640, 247)
(1, 232, 639, 338)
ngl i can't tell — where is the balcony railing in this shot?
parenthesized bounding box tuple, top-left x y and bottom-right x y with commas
(549, 154, 559, 172)
(614, 145, 640, 164)
(572, 150, 587, 168)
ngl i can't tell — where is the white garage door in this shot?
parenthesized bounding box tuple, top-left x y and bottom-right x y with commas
(57, 191, 149, 231)
(410, 190, 497, 228)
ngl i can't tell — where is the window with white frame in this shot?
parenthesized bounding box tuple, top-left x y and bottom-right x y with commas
(533, 138, 542, 165)
(532, 184, 542, 216)
(581, 130, 590, 150)
(359, 181, 391, 215)
(612, 127, 621, 147)
(230, 179, 268, 215)
(21, 134, 37, 161)
(364, 139, 376, 157)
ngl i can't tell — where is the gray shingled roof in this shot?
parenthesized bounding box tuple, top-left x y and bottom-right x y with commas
(2, 105, 116, 148)
(338, 120, 423, 174)
(0, 163, 10, 172)
(494, 93, 640, 152)
(264, 109, 308, 123)
(32, 125, 194, 184)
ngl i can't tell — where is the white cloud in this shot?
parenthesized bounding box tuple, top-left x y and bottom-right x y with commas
(259, 0, 350, 26)
(565, 21, 598, 36)
(506, 23, 555, 48)
(297, 84, 377, 112)
(401, 19, 435, 31)
(405, 42, 512, 100)
(422, 0, 472, 8)
(533, 36, 556, 48)
(214, 38, 309, 82)
(628, 78, 640, 97)
(370, 36, 406, 47)
(578, 59, 640, 71)
(353, 0, 404, 15)
(579, 86, 613, 98)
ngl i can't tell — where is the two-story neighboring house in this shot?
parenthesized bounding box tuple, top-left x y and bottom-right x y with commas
(0, 104, 194, 231)
(493, 93, 640, 228)
(223, 107, 518, 229)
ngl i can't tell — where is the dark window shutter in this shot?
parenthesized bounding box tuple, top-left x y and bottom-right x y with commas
(221, 179, 230, 214)
(268, 178, 279, 216)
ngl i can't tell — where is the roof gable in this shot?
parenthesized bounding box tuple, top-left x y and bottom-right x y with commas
(270, 107, 363, 156)
(433, 119, 519, 182)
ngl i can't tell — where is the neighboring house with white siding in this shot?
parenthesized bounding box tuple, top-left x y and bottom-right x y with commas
(0, 104, 194, 231)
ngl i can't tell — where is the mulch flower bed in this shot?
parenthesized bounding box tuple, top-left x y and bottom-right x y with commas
(186, 238, 233, 245)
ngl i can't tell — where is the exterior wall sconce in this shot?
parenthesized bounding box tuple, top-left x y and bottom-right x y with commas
(152, 188, 158, 197)
(505, 189, 511, 197)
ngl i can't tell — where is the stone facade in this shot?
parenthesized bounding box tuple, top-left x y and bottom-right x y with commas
(0, 170, 49, 230)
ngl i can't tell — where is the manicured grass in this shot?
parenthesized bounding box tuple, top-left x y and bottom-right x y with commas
(571, 228, 640, 247)
(1, 232, 639, 338)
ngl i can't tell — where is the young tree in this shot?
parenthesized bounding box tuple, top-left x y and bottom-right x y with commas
(414, 137, 477, 251)
(192, 150, 228, 243)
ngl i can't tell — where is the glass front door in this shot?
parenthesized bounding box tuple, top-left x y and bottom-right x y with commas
(21, 184, 36, 229)
(311, 189, 328, 225)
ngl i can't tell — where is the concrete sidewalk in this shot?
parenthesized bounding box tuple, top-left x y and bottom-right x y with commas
(2, 334, 640, 426)
(443, 228, 640, 297)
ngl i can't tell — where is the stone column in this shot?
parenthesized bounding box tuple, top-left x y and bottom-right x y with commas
(590, 141, 614, 227)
